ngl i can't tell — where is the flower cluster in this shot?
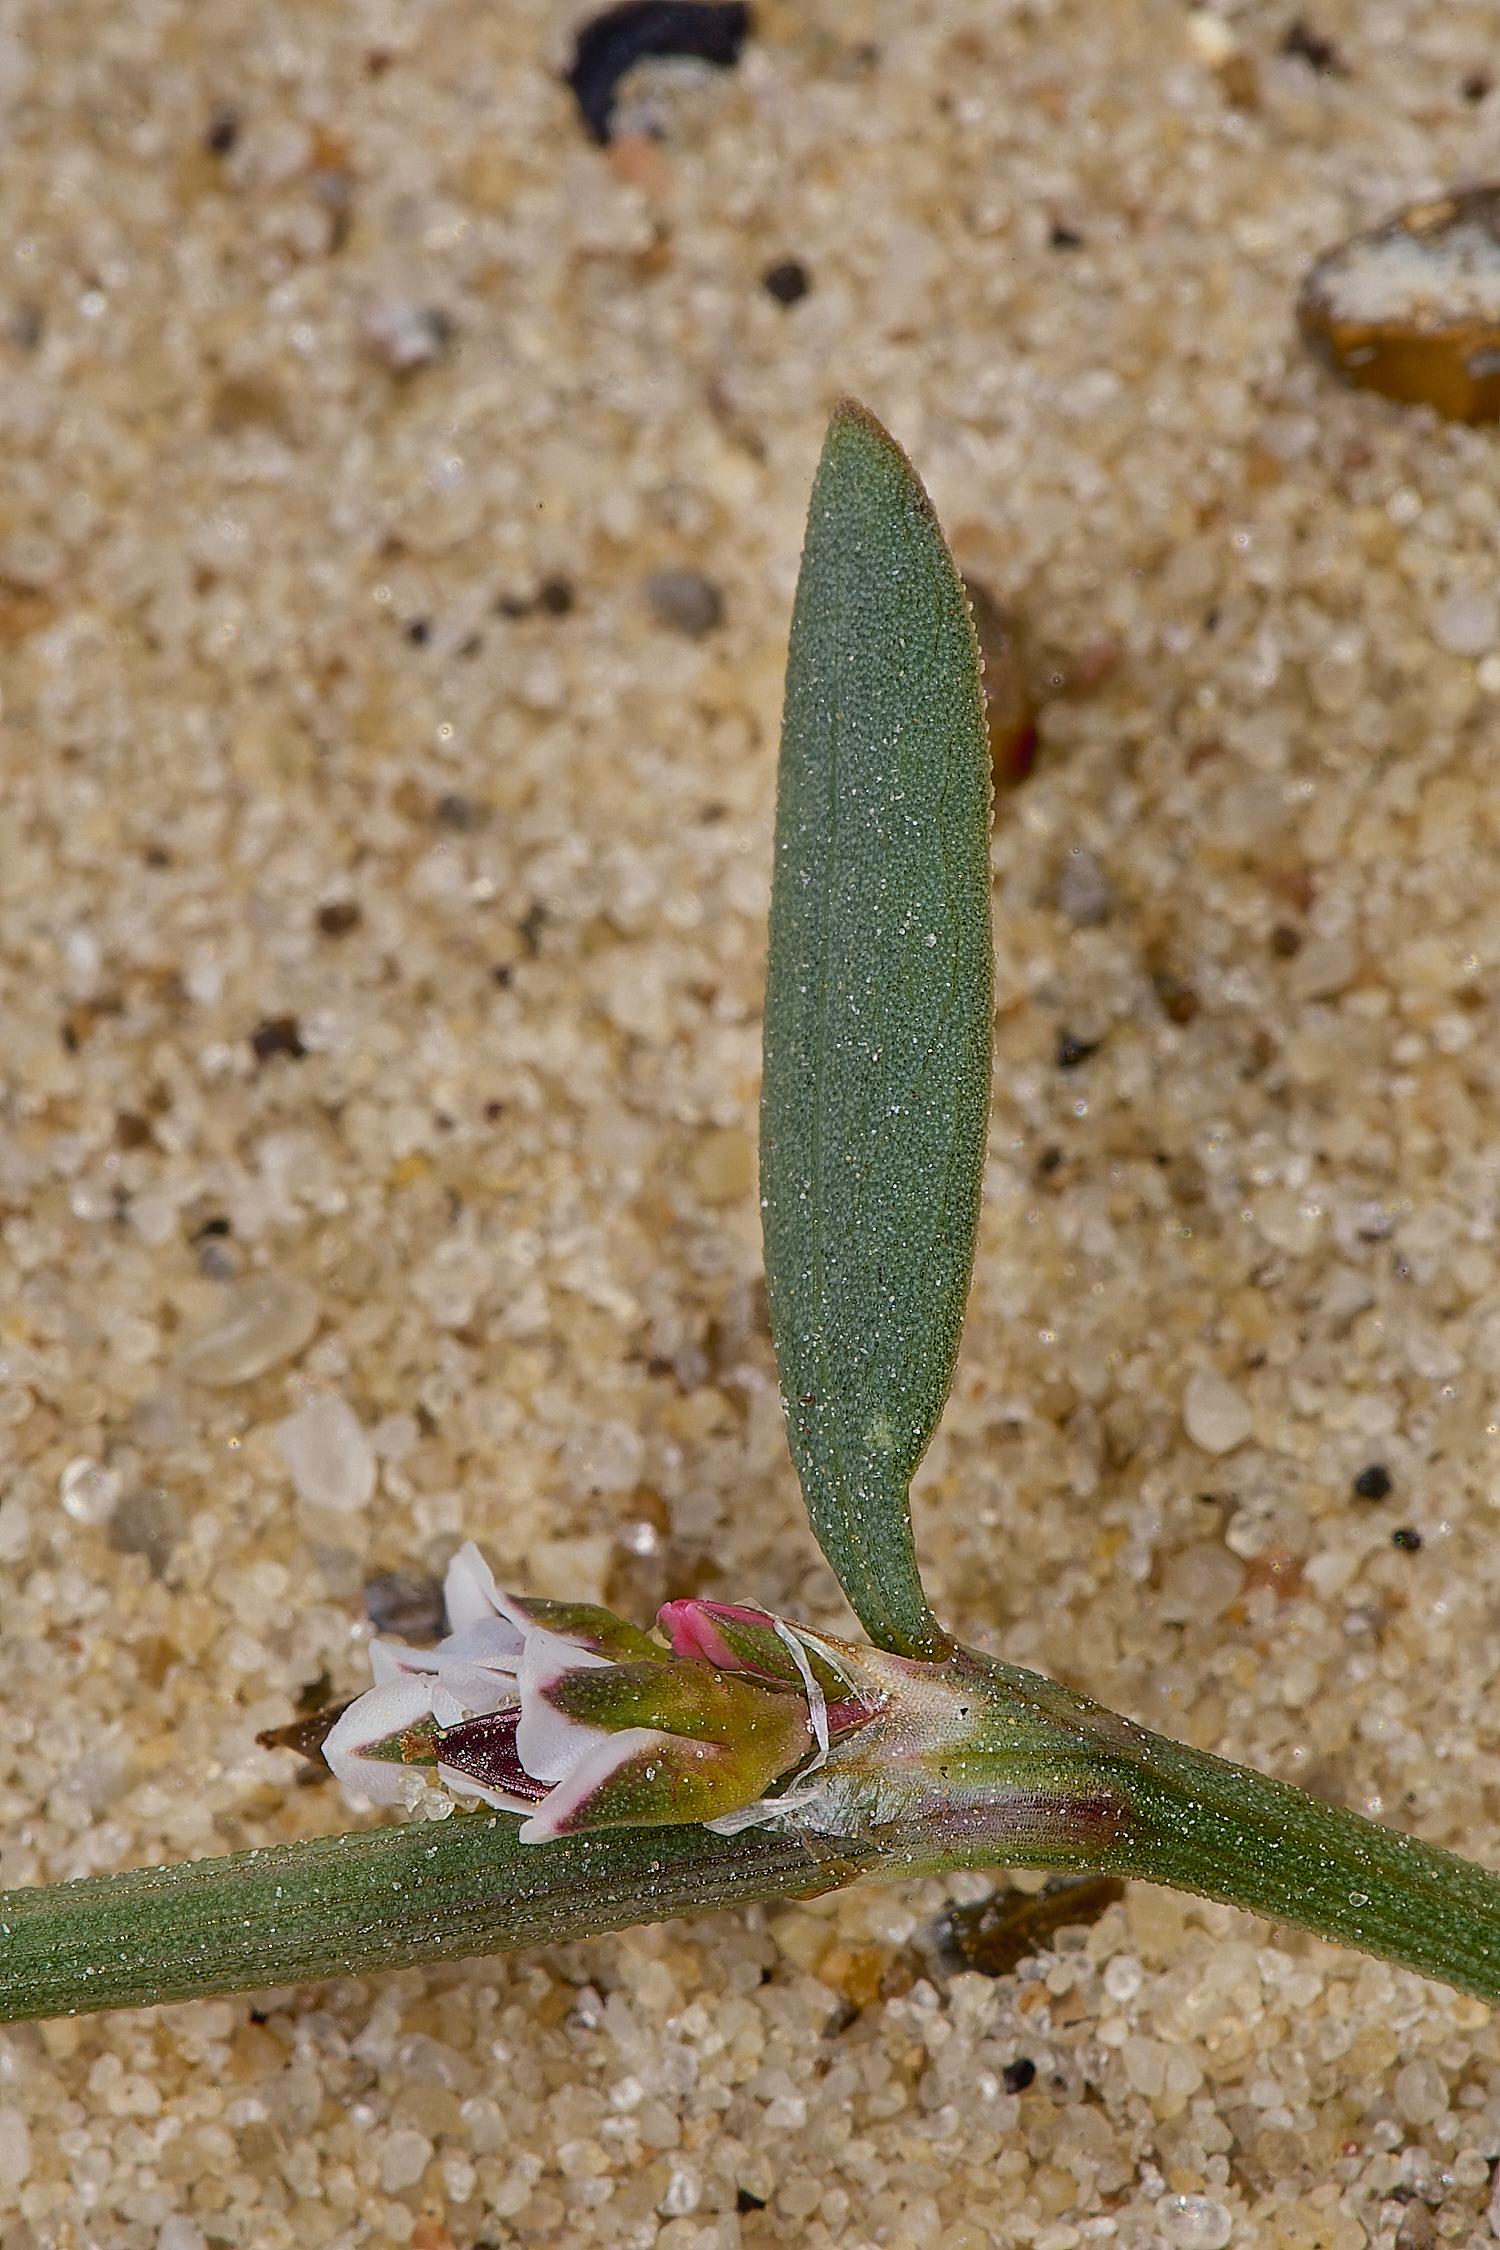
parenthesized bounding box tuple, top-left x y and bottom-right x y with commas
(324, 1544, 882, 1841)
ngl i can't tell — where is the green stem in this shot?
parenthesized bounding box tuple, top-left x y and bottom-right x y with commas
(0, 1814, 880, 2024)
(918, 1653, 1500, 2001)
(4, 1647, 1497, 2022)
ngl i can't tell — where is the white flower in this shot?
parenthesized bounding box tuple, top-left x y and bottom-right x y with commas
(323, 1544, 822, 1841)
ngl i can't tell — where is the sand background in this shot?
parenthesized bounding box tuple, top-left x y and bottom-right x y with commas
(6, 0, 1500, 2245)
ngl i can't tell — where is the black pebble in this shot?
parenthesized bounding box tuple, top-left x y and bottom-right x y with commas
(1002, 2057, 1036, 2093)
(205, 108, 239, 155)
(1049, 223, 1083, 249)
(736, 2191, 767, 2213)
(1056, 1029, 1101, 1068)
(763, 259, 809, 305)
(565, 2, 750, 143)
(1391, 1527, 1422, 1552)
(1353, 1464, 1392, 1501)
(406, 618, 430, 645)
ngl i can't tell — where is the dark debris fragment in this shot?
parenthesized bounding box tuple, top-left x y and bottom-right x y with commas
(317, 899, 362, 937)
(938, 1875, 1126, 1977)
(250, 1015, 305, 1063)
(204, 107, 239, 156)
(1280, 19, 1347, 74)
(1056, 1028, 1102, 1069)
(364, 1569, 447, 1641)
(565, 2, 751, 144)
(256, 1700, 354, 1780)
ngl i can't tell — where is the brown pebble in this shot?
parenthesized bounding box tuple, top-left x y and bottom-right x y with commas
(1241, 1544, 1303, 1599)
(609, 134, 673, 198)
(1151, 959, 1200, 1025)
(1298, 182, 1500, 422)
(1218, 52, 1260, 109)
(317, 898, 362, 936)
(211, 375, 288, 434)
(963, 577, 1039, 786)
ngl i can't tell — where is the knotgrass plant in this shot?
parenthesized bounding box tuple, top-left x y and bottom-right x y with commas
(2, 402, 1498, 2022)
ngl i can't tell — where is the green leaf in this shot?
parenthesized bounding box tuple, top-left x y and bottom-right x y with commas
(761, 401, 993, 1658)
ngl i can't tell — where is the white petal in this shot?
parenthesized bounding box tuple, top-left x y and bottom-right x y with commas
(515, 1693, 607, 1787)
(521, 1622, 613, 1692)
(369, 1618, 523, 1693)
(515, 1625, 613, 1784)
(369, 1637, 429, 1684)
(322, 1678, 434, 1806)
(437, 1617, 524, 1671)
(443, 1540, 505, 1632)
(427, 1667, 518, 1728)
(518, 1727, 666, 1841)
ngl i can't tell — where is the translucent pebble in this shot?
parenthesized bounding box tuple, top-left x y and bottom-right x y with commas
(1103, 1953, 1143, 2003)
(1122, 2035, 1167, 2096)
(1394, 2055, 1447, 2124)
(1057, 846, 1112, 926)
(1158, 2195, 1233, 2250)
(0, 2103, 31, 2188)
(1182, 1367, 1254, 1454)
(156, 2219, 206, 2250)
(379, 2126, 434, 2193)
(275, 1392, 376, 1514)
(1432, 589, 1499, 656)
(1288, 933, 1356, 1004)
(1158, 1542, 1243, 1622)
(362, 300, 448, 373)
(176, 1276, 320, 1386)
(59, 1455, 122, 1526)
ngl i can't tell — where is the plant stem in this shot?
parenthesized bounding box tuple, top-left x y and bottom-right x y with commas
(902, 1652, 1500, 2001)
(4, 1646, 1497, 2022)
(0, 1813, 880, 2024)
